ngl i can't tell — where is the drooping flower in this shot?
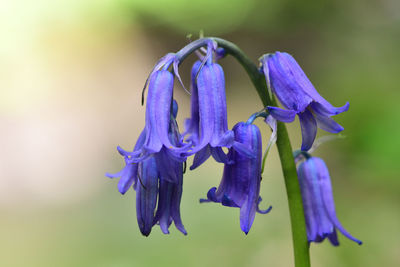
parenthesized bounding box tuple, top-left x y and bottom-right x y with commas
(260, 52, 349, 151)
(296, 153, 362, 246)
(119, 54, 191, 163)
(152, 100, 187, 235)
(183, 42, 234, 169)
(107, 100, 187, 236)
(200, 122, 271, 234)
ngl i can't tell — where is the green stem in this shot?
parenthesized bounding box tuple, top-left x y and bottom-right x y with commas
(211, 38, 311, 267)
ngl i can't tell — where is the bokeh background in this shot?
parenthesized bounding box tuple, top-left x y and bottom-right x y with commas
(1, 0, 399, 266)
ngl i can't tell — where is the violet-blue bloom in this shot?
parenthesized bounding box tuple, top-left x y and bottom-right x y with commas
(107, 100, 187, 236)
(119, 55, 191, 163)
(260, 52, 349, 151)
(200, 122, 271, 234)
(296, 154, 362, 246)
(183, 43, 234, 169)
(152, 101, 187, 235)
(134, 147, 187, 236)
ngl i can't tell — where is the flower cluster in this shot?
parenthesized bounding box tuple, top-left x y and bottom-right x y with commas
(107, 38, 360, 246)
(107, 41, 267, 236)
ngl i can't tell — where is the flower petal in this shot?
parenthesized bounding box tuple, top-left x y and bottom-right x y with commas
(267, 106, 297, 122)
(117, 163, 138, 195)
(313, 112, 344, 133)
(107, 129, 147, 194)
(316, 158, 362, 245)
(155, 148, 178, 183)
(277, 53, 326, 104)
(310, 101, 349, 117)
(190, 145, 211, 170)
(211, 146, 233, 164)
(212, 130, 234, 148)
(240, 199, 256, 234)
(206, 187, 219, 202)
(154, 179, 173, 234)
(222, 194, 239, 207)
(136, 158, 159, 236)
(232, 141, 256, 159)
(327, 230, 340, 246)
(298, 109, 317, 151)
(170, 167, 187, 235)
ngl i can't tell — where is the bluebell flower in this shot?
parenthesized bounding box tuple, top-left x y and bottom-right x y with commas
(183, 42, 234, 169)
(260, 52, 349, 151)
(152, 100, 187, 235)
(134, 146, 187, 236)
(107, 100, 187, 236)
(296, 154, 362, 246)
(119, 54, 191, 162)
(200, 122, 271, 234)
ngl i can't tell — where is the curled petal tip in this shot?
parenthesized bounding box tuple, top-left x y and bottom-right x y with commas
(340, 102, 350, 114)
(257, 205, 272, 214)
(267, 106, 296, 123)
(105, 172, 114, 178)
(117, 146, 131, 156)
(256, 197, 272, 214)
(116, 146, 124, 154)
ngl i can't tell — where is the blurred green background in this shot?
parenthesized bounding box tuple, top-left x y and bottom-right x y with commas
(1, 0, 399, 266)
